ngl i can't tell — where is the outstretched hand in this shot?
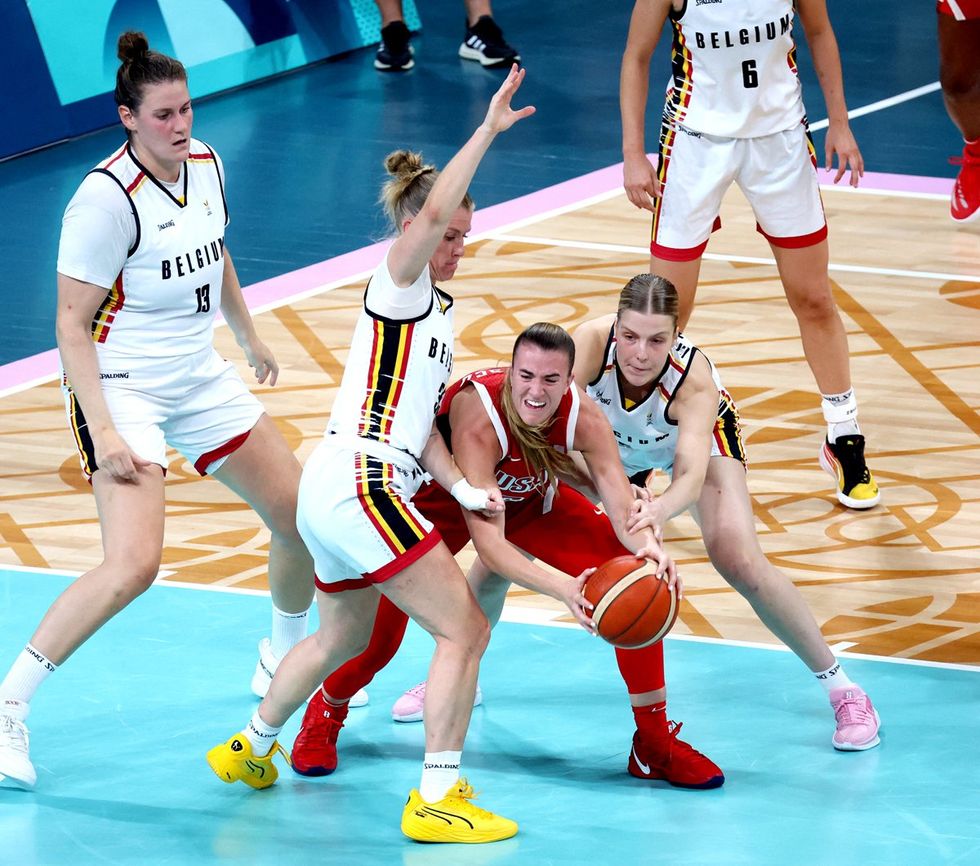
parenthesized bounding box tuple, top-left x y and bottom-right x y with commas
(481, 65, 536, 135)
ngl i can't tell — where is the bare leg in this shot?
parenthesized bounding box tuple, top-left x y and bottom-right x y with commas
(464, 0, 493, 26)
(649, 255, 704, 332)
(691, 457, 835, 671)
(258, 587, 381, 726)
(938, 15, 980, 140)
(212, 414, 314, 616)
(375, 0, 404, 26)
(770, 241, 851, 395)
(29, 466, 166, 664)
(381, 544, 489, 751)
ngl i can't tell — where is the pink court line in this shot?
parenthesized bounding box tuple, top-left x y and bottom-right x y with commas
(0, 165, 954, 394)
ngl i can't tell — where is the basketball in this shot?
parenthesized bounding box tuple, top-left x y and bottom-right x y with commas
(584, 555, 679, 649)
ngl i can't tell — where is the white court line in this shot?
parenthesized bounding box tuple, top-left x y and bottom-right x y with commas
(809, 81, 942, 131)
(4, 564, 978, 674)
(480, 231, 980, 284)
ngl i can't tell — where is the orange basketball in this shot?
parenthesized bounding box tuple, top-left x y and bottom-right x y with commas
(584, 555, 679, 649)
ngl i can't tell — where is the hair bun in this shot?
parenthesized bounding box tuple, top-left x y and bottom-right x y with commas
(117, 31, 150, 65)
(384, 149, 430, 179)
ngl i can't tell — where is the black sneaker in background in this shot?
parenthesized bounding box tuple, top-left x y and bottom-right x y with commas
(375, 20, 414, 71)
(459, 15, 520, 68)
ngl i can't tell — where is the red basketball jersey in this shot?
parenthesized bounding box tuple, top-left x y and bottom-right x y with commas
(435, 366, 581, 505)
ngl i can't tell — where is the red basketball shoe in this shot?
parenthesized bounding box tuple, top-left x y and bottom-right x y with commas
(292, 690, 348, 776)
(627, 724, 725, 789)
(950, 140, 980, 223)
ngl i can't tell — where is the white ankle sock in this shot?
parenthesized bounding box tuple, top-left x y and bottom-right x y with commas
(270, 605, 309, 659)
(0, 644, 57, 704)
(814, 661, 854, 695)
(821, 389, 860, 443)
(420, 750, 462, 802)
(244, 710, 283, 757)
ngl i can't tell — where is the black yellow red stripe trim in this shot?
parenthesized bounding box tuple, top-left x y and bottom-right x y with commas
(358, 319, 414, 443)
(355, 453, 427, 556)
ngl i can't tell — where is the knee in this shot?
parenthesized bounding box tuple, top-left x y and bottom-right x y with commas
(445, 606, 491, 658)
(787, 285, 838, 324)
(941, 68, 980, 102)
(710, 548, 764, 597)
(101, 552, 162, 605)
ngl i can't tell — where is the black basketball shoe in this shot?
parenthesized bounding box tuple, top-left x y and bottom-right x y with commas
(458, 16, 520, 68)
(375, 20, 414, 71)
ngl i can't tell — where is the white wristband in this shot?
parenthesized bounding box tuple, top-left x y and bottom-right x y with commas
(450, 478, 490, 512)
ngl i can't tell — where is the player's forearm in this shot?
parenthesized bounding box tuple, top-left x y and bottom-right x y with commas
(218, 252, 259, 347)
(56, 321, 116, 435)
(419, 427, 463, 492)
(620, 56, 652, 156)
(806, 28, 850, 126)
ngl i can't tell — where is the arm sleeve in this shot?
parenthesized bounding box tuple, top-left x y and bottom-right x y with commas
(365, 249, 434, 320)
(56, 172, 136, 289)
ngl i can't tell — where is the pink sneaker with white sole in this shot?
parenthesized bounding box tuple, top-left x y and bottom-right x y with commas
(830, 685, 881, 751)
(391, 681, 483, 723)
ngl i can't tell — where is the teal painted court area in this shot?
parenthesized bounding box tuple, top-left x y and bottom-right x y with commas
(1, 568, 978, 866)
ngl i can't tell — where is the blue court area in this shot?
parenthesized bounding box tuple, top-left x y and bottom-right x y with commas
(2, 569, 979, 865)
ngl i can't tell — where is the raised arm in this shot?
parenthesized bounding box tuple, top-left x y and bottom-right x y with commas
(620, 0, 673, 210)
(387, 65, 535, 287)
(797, 0, 863, 186)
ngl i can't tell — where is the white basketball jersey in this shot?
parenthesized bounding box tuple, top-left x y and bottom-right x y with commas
(79, 140, 228, 366)
(327, 264, 455, 463)
(663, 0, 805, 138)
(585, 329, 724, 475)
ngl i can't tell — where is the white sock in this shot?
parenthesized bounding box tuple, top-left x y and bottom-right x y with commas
(0, 644, 57, 704)
(420, 750, 462, 803)
(244, 710, 283, 757)
(814, 661, 854, 696)
(270, 605, 309, 659)
(821, 389, 860, 443)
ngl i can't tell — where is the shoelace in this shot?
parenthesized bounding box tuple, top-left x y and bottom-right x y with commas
(0, 715, 30, 753)
(834, 694, 871, 726)
(405, 682, 426, 699)
(269, 740, 292, 766)
(446, 778, 496, 818)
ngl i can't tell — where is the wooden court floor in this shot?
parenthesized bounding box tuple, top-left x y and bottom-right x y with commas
(2, 182, 978, 665)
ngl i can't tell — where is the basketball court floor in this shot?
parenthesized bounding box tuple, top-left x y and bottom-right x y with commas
(1, 1, 978, 863)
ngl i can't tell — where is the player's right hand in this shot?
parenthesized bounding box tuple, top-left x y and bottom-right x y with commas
(563, 567, 597, 634)
(623, 153, 661, 211)
(94, 428, 154, 483)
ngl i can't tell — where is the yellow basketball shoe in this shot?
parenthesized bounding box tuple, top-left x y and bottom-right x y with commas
(401, 778, 518, 843)
(206, 733, 290, 790)
(819, 436, 880, 509)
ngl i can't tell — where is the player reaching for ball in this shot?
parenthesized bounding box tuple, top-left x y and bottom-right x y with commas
(291, 322, 726, 789)
(575, 274, 879, 751)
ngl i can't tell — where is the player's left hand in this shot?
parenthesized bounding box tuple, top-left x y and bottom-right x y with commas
(633, 539, 681, 595)
(825, 122, 864, 188)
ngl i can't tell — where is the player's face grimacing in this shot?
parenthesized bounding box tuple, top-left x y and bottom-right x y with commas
(509, 343, 573, 426)
(426, 206, 473, 283)
(613, 310, 677, 390)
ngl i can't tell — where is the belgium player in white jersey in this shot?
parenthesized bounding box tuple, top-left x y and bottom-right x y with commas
(207, 67, 538, 845)
(0, 32, 316, 791)
(575, 274, 880, 751)
(620, 0, 880, 511)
